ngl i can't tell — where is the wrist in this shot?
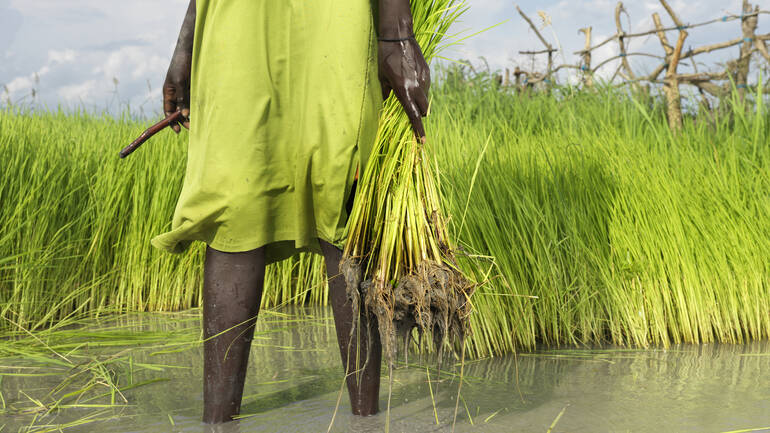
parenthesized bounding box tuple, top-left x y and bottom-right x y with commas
(378, 0, 414, 40)
(378, 34, 414, 42)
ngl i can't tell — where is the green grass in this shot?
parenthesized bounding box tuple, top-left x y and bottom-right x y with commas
(0, 107, 327, 334)
(430, 71, 770, 355)
(1, 73, 768, 357)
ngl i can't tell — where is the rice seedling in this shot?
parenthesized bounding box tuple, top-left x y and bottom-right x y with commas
(0, 107, 326, 335)
(341, 0, 475, 367)
(1, 47, 768, 360)
(431, 68, 770, 355)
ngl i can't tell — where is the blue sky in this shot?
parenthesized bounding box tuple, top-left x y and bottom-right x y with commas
(0, 0, 760, 116)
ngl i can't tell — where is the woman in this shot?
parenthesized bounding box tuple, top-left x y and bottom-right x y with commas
(152, 0, 430, 424)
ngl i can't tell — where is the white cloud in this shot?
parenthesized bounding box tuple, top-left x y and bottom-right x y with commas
(93, 46, 168, 81)
(57, 79, 98, 102)
(48, 49, 76, 64)
(0, 0, 765, 113)
(1, 0, 185, 114)
(5, 75, 33, 94)
(3, 49, 78, 98)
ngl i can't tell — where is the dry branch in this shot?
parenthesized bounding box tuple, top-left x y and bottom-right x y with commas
(653, 13, 673, 56)
(652, 8, 688, 131)
(574, 10, 770, 55)
(519, 49, 557, 54)
(592, 52, 665, 73)
(579, 26, 593, 87)
(756, 37, 770, 62)
(681, 37, 747, 60)
(659, 0, 685, 28)
(515, 5, 553, 51)
(515, 5, 555, 81)
(737, 1, 759, 100)
(615, 2, 637, 80)
(511, 1, 769, 132)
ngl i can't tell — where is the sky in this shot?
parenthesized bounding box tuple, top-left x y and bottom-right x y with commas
(0, 0, 762, 117)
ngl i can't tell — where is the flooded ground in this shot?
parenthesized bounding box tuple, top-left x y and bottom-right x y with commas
(1, 306, 768, 433)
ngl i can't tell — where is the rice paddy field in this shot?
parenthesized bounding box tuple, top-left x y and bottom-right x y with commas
(2, 307, 768, 433)
(1, 71, 769, 357)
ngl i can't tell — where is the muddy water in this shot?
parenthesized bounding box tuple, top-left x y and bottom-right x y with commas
(2, 307, 769, 433)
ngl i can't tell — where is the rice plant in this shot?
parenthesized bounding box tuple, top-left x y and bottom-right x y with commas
(341, 0, 474, 363)
(1, 61, 768, 358)
(431, 69, 770, 356)
(0, 107, 326, 335)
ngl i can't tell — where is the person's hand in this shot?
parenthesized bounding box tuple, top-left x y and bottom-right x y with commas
(378, 37, 430, 143)
(162, 0, 196, 133)
(162, 57, 191, 133)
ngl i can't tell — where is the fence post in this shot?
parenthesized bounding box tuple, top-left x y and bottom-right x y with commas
(652, 11, 687, 132)
(614, 3, 637, 81)
(737, 1, 759, 100)
(513, 66, 523, 92)
(579, 27, 593, 87)
(516, 5, 555, 89)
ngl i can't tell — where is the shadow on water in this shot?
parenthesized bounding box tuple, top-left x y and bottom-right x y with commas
(238, 366, 342, 415)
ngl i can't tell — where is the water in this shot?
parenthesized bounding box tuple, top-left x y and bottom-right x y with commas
(1, 307, 768, 433)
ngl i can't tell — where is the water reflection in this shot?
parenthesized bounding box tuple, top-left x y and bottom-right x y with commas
(1, 307, 768, 432)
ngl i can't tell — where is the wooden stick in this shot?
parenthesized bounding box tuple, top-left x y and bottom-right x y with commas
(755, 37, 770, 62)
(579, 26, 593, 87)
(678, 71, 729, 81)
(519, 49, 557, 54)
(120, 111, 185, 159)
(681, 37, 747, 60)
(592, 52, 665, 72)
(736, 1, 759, 100)
(515, 5, 553, 52)
(512, 1, 770, 110)
(666, 28, 688, 131)
(659, 0, 685, 28)
(653, 8, 688, 132)
(615, 2, 637, 80)
(574, 10, 770, 55)
(653, 13, 673, 56)
(691, 81, 728, 98)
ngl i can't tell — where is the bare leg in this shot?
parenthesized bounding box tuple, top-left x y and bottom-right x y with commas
(319, 239, 382, 416)
(202, 246, 265, 424)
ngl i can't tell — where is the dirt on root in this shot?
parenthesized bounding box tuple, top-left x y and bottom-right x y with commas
(340, 256, 475, 362)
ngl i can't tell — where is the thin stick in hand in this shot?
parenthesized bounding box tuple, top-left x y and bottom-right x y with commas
(120, 111, 185, 159)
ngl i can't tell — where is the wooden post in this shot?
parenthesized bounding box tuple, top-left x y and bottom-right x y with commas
(547, 51, 553, 88)
(736, 1, 758, 100)
(516, 6, 555, 89)
(652, 8, 687, 132)
(615, 3, 637, 80)
(579, 27, 593, 87)
(514, 66, 523, 92)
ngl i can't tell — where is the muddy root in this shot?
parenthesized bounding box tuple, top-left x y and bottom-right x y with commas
(339, 256, 475, 363)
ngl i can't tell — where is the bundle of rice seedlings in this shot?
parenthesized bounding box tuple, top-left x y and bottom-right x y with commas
(341, 0, 475, 363)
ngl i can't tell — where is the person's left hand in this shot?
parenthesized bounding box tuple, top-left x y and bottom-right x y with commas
(378, 37, 430, 143)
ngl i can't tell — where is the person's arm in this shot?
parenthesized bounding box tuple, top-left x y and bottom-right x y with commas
(377, 0, 430, 143)
(163, 0, 196, 133)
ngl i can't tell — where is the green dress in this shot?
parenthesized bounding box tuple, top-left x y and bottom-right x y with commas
(151, 0, 383, 264)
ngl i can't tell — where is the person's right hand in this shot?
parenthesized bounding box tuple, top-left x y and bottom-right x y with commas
(163, 0, 196, 133)
(378, 37, 430, 144)
(162, 57, 191, 133)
